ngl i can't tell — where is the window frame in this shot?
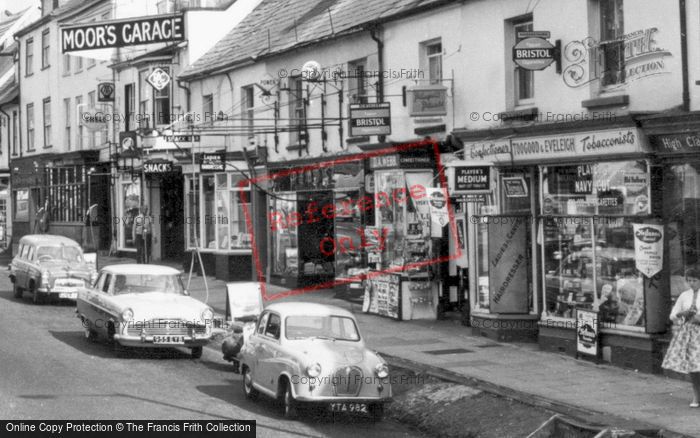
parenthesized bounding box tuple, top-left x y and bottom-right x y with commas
(41, 29, 50, 69)
(242, 86, 254, 137)
(347, 58, 368, 104)
(64, 97, 71, 150)
(26, 103, 35, 151)
(42, 97, 51, 148)
(598, 0, 625, 89)
(512, 19, 535, 106)
(25, 38, 33, 76)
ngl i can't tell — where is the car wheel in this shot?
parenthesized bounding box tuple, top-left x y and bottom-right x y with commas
(281, 379, 298, 419)
(369, 403, 384, 422)
(108, 323, 126, 356)
(190, 346, 203, 359)
(13, 283, 22, 299)
(83, 320, 98, 342)
(242, 367, 258, 400)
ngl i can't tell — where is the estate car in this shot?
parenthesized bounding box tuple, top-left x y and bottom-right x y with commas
(9, 235, 96, 304)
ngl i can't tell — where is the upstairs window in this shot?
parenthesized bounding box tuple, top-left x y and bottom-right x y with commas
(599, 0, 625, 87)
(41, 30, 50, 69)
(513, 19, 534, 104)
(242, 86, 254, 137)
(348, 58, 368, 104)
(25, 38, 33, 76)
(425, 40, 442, 85)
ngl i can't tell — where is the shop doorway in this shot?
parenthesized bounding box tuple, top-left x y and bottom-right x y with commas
(298, 191, 335, 286)
(160, 173, 184, 261)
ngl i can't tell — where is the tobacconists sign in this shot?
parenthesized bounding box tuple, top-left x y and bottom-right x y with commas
(62, 14, 185, 53)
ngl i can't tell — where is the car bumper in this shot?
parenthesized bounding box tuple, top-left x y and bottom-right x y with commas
(37, 287, 83, 299)
(113, 334, 212, 348)
(294, 395, 391, 403)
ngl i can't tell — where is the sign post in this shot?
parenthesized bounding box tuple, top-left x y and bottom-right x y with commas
(513, 35, 556, 71)
(349, 103, 391, 137)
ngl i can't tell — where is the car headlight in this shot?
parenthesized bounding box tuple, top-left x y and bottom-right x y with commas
(374, 363, 389, 379)
(201, 308, 213, 322)
(41, 270, 50, 286)
(121, 308, 134, 322)
(306, 363, 322, 378)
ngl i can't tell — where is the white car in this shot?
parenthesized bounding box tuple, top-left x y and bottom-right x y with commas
(76, 264, 214, 358)
(239, 302, 392, 419)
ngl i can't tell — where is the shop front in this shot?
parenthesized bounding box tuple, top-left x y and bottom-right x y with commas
(267, 157, 364, 290)
(362, 145, 443, 321)
(454, 121, 670, 372)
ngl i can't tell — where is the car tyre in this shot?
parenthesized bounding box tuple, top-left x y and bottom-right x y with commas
(281, 379, 298, 419)
(83, 320, 98, 342)
(190, 346, 203, 359)
(369, 403, 384, 422)
(13, 283, 22, 299)
(108, 323, 126, 356)
(242, 367, 258, 401)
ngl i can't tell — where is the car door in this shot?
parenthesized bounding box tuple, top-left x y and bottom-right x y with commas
(247, 312, 269, 387)
(79, 272, 105, 330)
(256, 312, 283, 393)
(10, 243, 24, 288)
(91, 273, 113, 337)
(26, 245, 38, 290)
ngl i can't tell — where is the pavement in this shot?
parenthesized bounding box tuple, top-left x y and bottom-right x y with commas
(99, 255, 700, 437)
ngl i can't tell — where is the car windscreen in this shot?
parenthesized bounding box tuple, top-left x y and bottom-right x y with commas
(285, 315, 360, 341)
(112, 274, 185, 296)
(36, 245, 83, 263)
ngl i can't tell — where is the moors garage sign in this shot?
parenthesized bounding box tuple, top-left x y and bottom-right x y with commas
(62, 14, 185, 53)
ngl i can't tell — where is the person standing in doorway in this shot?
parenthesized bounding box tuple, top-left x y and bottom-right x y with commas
(662, 268, 700, 407)
(132, 205, 153, 264)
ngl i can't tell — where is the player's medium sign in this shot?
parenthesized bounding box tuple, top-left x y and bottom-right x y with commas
(349, 103, 391, 137)
(61, 14, 185, 53)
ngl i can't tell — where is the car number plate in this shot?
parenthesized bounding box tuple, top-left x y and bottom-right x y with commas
(153, 336, 185, 344)
(58, 292, 77, 299)
(329, 402, 368, 414)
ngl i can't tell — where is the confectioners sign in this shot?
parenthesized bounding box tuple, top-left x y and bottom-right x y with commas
(465, 128, 646, 163)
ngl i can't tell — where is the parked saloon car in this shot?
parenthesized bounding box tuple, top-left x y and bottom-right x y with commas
(76, 264, 214, 358)
(9, 234, 97, 304)
(239, 302, 392, 420)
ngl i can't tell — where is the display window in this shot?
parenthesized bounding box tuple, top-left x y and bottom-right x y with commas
(119, 179, 140, 249)
(13, 189, 28, 221)
(334, 190, 363, 282)
(271, 194, 298, 275)
(540, 160, 650, 330)
(663, 163, 699, 302)
(185, 173, 252, 252)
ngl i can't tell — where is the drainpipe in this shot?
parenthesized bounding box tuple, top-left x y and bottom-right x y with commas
(177, 79, 191, 114)
(680, 0, 690, 111)
(369, 25, 385, 143)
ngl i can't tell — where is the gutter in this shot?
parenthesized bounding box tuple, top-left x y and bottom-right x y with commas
(680, 0, 690, 111)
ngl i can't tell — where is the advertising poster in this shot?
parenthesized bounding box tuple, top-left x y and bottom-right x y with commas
(427, 188, 449, 237)
(576, 309, 599, 357)
(488, 217, 528, 313)
(632, 224, 664, 277)
(363, 274, 400, 319)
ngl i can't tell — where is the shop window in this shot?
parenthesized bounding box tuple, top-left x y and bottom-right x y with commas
(47, 166, 86, 223)
(271, 194, 298, 275)
(185, 176, 200, 248)
(120, 180, 141, 249)
(598, 0, 625, 87)
(14, 189, 28, 221)
(202, 93, 213, 125)
(230, 175, 251, 249)
(663, 163, 700, 301)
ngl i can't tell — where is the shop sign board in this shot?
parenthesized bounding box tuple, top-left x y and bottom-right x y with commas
(62, 14, 185, 53)
(513, 37, 556, 71)
(147, 68, 171, 91)
(457, 193, 487, 203)
(488, 216, 528, 313)
(349, 103, 391, 137)
(633, 224, 664, 277)
(200, 153, 226, 172)
(79, 104, 110, 132)
(464, 128, 647, 163)
(448, 165, 491, 194)
(143, 160, 174, 174)
(576, 309, 599, 357)
(407, 85, 448, 117)
(652, 132, 700, 154)
(368, 149, 435, 170)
